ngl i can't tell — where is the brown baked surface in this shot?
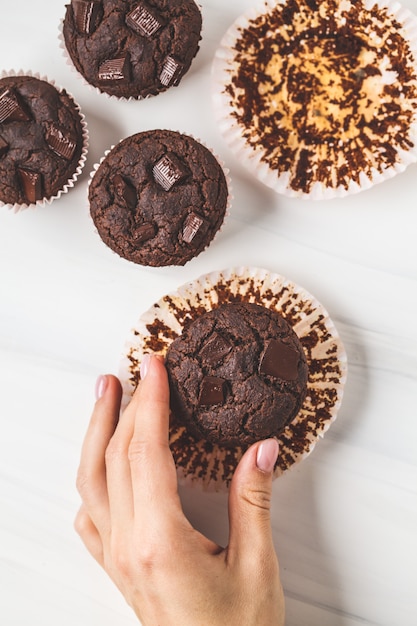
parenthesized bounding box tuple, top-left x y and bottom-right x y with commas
(0, 75, 84, 205)
(88, 129, 228, 266)
(165, 302, 309, 446)
(62, 0, 202, 98)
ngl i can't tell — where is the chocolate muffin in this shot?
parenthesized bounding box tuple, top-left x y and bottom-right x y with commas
(62, 0, 202, 99)
(0, 74, 86, 207)
(88, 129, 229, 266)
(165, 302, 309, 446)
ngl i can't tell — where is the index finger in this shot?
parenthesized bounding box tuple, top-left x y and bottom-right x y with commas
(127, 355, 180, 519)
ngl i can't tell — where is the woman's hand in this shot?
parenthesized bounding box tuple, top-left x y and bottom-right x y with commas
(75, 354, 285, 625)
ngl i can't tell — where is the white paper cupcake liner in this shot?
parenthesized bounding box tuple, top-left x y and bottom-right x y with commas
(0, 69, 88, 212)
(87, 129, 232, 268)
(212, 0, 417, 200)
(119, 266, 347, 491)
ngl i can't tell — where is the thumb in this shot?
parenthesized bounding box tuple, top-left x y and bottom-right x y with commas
(227, 438, 279, 563)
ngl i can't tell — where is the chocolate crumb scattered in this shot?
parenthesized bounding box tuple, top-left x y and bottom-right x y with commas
(225, 0, 417, 194)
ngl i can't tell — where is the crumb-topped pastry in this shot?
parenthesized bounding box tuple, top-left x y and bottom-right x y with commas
(62, 0, 202, 99)
(0, 73, 87, 208)
(213, 0, 417, 198)
(88, 129, 229, 266)
(165, 302, 309, 447)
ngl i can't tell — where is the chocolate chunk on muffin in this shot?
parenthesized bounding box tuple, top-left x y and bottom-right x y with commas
(88, 129, 229, 266)
(165, 302, 309, 446)
(0, 74, 86, 207)
(62, 0, 202, 98)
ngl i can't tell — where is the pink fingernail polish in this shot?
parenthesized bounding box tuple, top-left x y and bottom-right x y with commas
(95, 375, 108, 400)
(256, 439, 279, 473)
(140, 354, 151, 379)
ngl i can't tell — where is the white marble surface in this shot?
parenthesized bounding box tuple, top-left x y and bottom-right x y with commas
(1, 1, 417, 624)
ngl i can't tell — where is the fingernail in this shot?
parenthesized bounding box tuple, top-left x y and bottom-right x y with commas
(95, 375, 108, 400)
(256, 439, 279, 473)
(140, 353, 151, 379)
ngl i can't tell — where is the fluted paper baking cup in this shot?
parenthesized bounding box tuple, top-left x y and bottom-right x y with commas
(212, 0, 417, 200)
(0, 70, 88, 212)
(119, 267, 347, 491)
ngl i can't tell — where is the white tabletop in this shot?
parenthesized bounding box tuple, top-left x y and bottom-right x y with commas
(1, 1, 416, 625)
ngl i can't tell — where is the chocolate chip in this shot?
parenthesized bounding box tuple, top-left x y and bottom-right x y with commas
(182, 212, 207, 245)
(112, 174, 137, 208)
(259, 339, 300, 381)
(45, 123, 77, 160)
(198, 377, 226, 406)
(126, 3, 164, 37)
(0, 88, 31, 123)
(159, 55, 184, 87)
(0, 135, 8, 158)
(199, 332, 232, 366)
(98, 55, 130, 83)
(132, 222, 157, 243)
(152, 152, 188, 191)
(17, 167, 43, 203)
(71, 0, 102, 35)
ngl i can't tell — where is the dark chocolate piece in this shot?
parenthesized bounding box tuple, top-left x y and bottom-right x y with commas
(71, 0, 102, 35)
(98, 55, 130, 83)
(0, 135, 8, 158)
(0, 88, 31, 123)
(259, 339, 300, 381)
(88, 129, 228, 267)
(182, 212, 206, 244)
(198, 377, 226, 406)
(133, 222, 157, 243)
(0, 75, 85, 206)
(153, 152, 188, 191)
(126, 3, 164, 37)
(165, 302, 308, 445)
(113, 174, 137, 208)
(159, 55, 184, 87)
(45, 124, 77, 160)
(18, 167, 43, 204)
(199, 332, 232, 366)
(63, 0, 202, 99)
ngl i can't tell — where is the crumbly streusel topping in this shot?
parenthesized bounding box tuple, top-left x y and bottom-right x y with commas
(225, 0, 417, 194)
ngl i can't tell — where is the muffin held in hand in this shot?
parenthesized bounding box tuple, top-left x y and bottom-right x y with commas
(62, 0, 202, 99)
(0, 73, 87, 208)
(88, 129, 229, 267)
(165, 302, 309, 446)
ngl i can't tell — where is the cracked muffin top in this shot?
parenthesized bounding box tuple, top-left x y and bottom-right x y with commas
(165, 302, 309, 446)
(88, 129, 229, 266)
(0, 74, 86, 207)
(62, 0, 202, 99)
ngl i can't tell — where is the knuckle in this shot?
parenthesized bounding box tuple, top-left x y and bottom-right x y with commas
(104, 437, 125, 464)
(73, 508, 88, 536)
(127, 438, 150, 464)
(240, 484, 272, 513)
(110, 537, 160, 579)
(75, 467, 91, 497)
(135, 542, 161, 575)
(111, 546, 132, 578)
